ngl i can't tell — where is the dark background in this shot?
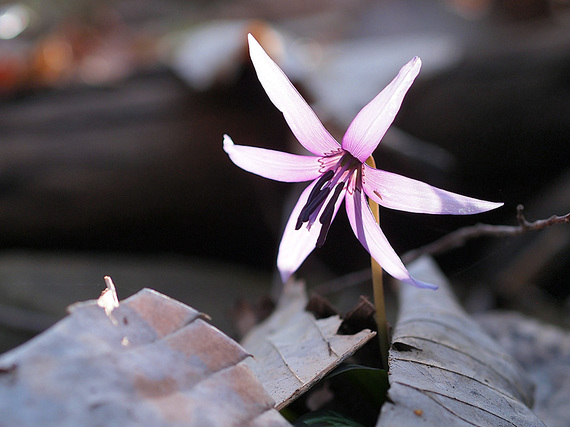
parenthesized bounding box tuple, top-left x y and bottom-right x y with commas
(0, 0, 568, 352)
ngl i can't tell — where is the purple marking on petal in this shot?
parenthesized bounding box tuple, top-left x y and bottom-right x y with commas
(342, 57, 422, 163)
(297, 187, 330, 228)
(317, 182, 345, 247)
(248, 34, 340, 157)
(277, 177, 346, 283)
(362, 165, 503, 214)
(296, 169, 334, 228)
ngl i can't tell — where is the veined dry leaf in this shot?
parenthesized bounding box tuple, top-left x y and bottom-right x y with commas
(477, 311, 570, 427)
(0, 286, 289, 426)
(378, 256, 544, 426)
(241, 279, 376, 410)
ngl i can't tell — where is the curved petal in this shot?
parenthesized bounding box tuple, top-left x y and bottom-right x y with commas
(248, 34, 340, 156)
(223, 135, 322, 182)
(345, 189, 437, 289)
(342, 57, 421, 162)
(362, 165, 504, 214)
(277, 179, 346, 282)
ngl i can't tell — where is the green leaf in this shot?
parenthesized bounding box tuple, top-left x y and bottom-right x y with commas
(327, 364, 389, 408)
(294, 410, 364, 426)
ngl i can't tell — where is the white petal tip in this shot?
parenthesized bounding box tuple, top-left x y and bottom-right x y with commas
(402, 275, 438, 290)
(418, 282, 439, 290)
(471, 201, 504, 214)
(397, 275, 438, 290)
(409, 278, 438, 290)
(222, 134, 234, 149)
(408, 56, 422, 70)
(247, 33, 261, 51)
(279, 269, 292, 284)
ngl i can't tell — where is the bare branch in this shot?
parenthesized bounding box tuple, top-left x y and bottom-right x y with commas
(315, 206, 569, 295)
(402, 205, 570, 264)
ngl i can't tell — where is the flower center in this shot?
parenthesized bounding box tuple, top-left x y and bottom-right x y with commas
(296, 151, 361, 247)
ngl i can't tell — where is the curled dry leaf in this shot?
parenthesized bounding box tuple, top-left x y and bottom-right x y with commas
(241, 279, 376, 410)
(96, 276, 120, 324)
(0, 287, 289, 426)
(477, 311, 570, 427)
(378, 256, 545, 426)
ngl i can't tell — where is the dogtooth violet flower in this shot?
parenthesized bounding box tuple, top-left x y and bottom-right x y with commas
(223, 34, 503, 288)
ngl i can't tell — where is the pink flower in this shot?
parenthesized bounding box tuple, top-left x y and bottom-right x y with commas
(224, 34, 503, 288)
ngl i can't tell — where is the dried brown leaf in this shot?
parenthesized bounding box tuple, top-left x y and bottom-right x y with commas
(378, 256, 544, 426)
(477, 311, 570, 427)
(0, 287, 289, 426)
(241, 279, 375, 410)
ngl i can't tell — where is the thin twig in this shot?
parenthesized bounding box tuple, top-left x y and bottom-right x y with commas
(315, 205, 569, 296)
(402, 205, 570, 264)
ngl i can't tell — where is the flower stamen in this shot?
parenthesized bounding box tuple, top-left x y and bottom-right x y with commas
(317, 182, 345, 248)
(296, 170, 334, 229)
(296, 152, 360, 244)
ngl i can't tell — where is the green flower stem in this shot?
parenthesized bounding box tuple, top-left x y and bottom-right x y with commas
(366, 156, 389, 370)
